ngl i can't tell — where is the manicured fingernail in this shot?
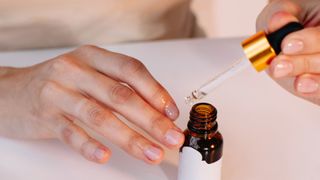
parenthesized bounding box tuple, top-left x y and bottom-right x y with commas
(272, 61, 293, 78)
(297, 78, 319, 93)
(144, 146, 162, 161)
(283, 39, 303, 54)
(165, 102, 179, 120)
(165, 129, 184, 146)
(94, 147, 108, 161)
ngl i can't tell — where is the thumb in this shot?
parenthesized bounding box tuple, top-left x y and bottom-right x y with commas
(267, 11, 299, 33)
(256, 0, 301, 33)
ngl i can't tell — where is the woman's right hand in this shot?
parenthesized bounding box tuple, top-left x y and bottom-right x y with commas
(257, 0, 320, 105)
(0, 45, 184, 164)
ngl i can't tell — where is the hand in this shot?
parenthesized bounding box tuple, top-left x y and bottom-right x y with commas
(257, 0, 320, 105)
(0, 45, 184, 164)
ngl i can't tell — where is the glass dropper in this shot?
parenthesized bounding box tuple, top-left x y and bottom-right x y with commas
(185, 57, 249, 104)
(185, 22, 304, 104)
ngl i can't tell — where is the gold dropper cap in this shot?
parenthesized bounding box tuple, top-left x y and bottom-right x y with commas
(241, 31, 276, 72)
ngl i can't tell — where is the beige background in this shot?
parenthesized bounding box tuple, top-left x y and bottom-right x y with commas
(192, 0, 268, 37)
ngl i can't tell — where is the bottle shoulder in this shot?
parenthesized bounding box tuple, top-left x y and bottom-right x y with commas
(182, 130, 223, 163)
(184, 130, 223, 145)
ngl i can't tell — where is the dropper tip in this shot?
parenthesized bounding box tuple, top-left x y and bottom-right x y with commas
(184, 95, 196, 105)
(184, 90, 206, 105)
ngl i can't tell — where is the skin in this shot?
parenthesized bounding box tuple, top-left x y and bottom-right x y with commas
(0, 45, 184, 164)
(257, 0, 320, 105)
(2, 0, 319, 166)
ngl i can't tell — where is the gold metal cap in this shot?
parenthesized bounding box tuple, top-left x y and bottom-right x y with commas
(241, 31, 276, 72)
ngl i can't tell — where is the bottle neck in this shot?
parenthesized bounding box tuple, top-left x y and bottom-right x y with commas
(187, 103, 218, 136)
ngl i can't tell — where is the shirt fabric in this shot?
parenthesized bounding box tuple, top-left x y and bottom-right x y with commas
(0, 0, 197, 51)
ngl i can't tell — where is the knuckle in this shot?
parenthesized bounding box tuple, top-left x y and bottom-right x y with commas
(61, 124, 74, 144)
(51, 54, 72, 70)
(110, 84, 134, 104)
(77, 44, 99, 52)
(121, 57, 146, 77)
(149, 114, 166, 132)
(279, 0, 292, 7)
(84, 103, 106, 126)
(303, 57, 311, 73)
(280, 0, 300, 12)
(126, 134, 145, 154)
(50, 54, 83, 75)
(39, 81, 59, 98)
(151, 84, 166, 100)
(73, 45, 110, 58)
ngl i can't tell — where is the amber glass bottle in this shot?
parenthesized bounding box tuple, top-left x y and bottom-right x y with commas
(178, 103, 223, 180)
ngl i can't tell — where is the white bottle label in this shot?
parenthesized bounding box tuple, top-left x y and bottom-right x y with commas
(178, 147, 222, 180)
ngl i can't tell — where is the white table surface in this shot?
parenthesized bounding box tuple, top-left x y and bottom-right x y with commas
(1, 38, 320, 180)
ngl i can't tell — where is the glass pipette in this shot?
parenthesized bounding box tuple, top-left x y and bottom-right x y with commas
(185, 22, 304, 104)
(185, 57, 249, 104)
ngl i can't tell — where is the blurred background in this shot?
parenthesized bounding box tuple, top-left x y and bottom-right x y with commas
(0, 0, 268, 51)
(192, 0, 267, 38)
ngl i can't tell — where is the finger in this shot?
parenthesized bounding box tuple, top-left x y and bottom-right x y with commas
(294, 74, 320, 95)
(49, 115, 111, 163)
(281, 27, 320, 55)
(70, 45, 179, 120)
(47, 58, 184, 148)
(270, 54, 320, 78)
(70, 98, 165, 164)
(41, 81, 165, 164)
(62, 64, 184, 148)
(267, 11, 299, 33)
(256, 0, 300, 32)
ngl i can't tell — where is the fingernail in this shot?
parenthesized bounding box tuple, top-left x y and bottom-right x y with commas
(272, 61, 293, 78)
(297, 78, 319, 93)
(144, 146, 162, 161)
(283, 39, 303, 54)
(94, 147, 108, 161)
(165, 129, 184, 146)
(164, 102, 179, 120)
